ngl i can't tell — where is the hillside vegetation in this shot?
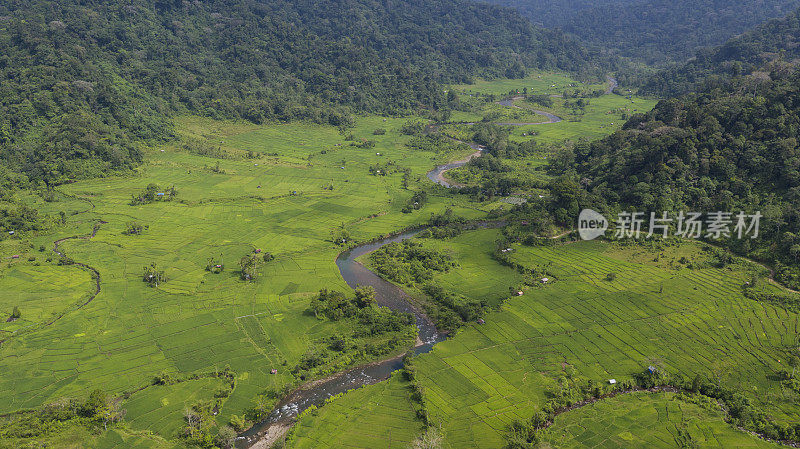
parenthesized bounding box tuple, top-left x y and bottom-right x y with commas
(0, 0, 607, 187)
(289, 231, 796, 448)
(554, 68, 800, 288)
(641, 7, 800, 96)
(484, 0, 800, 65)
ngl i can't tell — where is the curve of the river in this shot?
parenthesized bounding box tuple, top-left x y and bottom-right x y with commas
(425, 141, 485, 188)
(239, 75, 618, 448)
(237, 230, 445, 448)
(426, 96, 565, 188)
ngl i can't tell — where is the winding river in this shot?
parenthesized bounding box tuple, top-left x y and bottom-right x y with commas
(426, 93, 571, 188)
(425, 141, 485, 188)
(237, 231, 445, 448)
(238, 78, 615, 447)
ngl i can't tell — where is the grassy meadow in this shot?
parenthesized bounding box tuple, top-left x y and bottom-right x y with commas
(0, 112, 489, 446)
(289, 228, 799, 448)
(12, 70, 777, 449)
(441, 72, 658, 196)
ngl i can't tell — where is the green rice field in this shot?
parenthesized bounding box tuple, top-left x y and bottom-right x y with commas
(0, 264, 95, 335)
(287, 373, 423, 449)
(7, 70, 752, 449)
(0, 112, 488, 446)
(453, 71, 606, 97)
(451, 72, 657, 144)
(544, 392, 779, 449)
(412, 234, 798, 448)
(290, 229, 799, 448)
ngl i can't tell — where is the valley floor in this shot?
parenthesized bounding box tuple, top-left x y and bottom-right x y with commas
(1, 72, 795, 449)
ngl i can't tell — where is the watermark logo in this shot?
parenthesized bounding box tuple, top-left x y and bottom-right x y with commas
(578, 209, 608, 241)
(578, 210, 762, 241)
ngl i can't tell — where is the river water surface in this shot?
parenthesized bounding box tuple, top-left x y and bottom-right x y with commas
(237, 82, 605, 446)
(237, 230, 445, 448)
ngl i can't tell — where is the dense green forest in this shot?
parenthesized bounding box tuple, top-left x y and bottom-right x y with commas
(484, 0, 800, 65)
(546, 68, 800, 288)
(641, 6, 800, 96)
(0, 0, 610, 187)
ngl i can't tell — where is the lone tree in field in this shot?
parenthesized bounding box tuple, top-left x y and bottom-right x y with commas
(330, 226, 351, 246)
(9, 306, 21, 321)
(124, 221, 146, 235)
(82, 389, 126, 431)
(215, 426, 237, 449)
(142, 263, 167, 287)
(239, 254, 259, 281)
(789, 353, 800, 378)
(130, 183, 160, 205)
(183, 406, 202, 439)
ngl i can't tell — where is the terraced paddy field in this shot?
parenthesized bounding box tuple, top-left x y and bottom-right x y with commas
(1, 71, 757, 449)
(416, 234, 798, 448)
(544, 392, 779, 449)
(0, 425, 184, 449)
(123, 378, 230, 438)
(0, 264, 95, 335)
(0, 114, 490, 446)
(448, 104, 551, 125)
(443, 92, 657, 147)
(361, 228, 527, 309)
(509, 94, 657, 144)
(441, 72, 658, 196)
(289, 229, 799, 448)
(0, 401, 185, 449)
(287, 373, 423, 449)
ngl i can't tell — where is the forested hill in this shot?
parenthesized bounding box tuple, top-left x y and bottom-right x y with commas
(558, 68, 800, 287)
(483, 0, 800, 65)
(640, 7, 800, 97)
(0, 0, 606, 187)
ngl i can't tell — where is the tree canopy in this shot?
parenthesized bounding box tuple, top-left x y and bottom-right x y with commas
(484, 0, 800, 66)
(560, 68, 800, 288)
(0, 0, 609, 186)
(640, 6, 800, 96)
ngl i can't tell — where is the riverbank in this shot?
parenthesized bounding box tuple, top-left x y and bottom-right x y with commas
(238, 229, 445, 448)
